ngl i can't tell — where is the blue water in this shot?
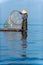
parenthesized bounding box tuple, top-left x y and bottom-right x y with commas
(0, 24, 43, 65)
(0, 0, 43, 65)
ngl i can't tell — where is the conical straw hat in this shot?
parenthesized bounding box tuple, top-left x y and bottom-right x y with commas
(21, 10, 27, 14)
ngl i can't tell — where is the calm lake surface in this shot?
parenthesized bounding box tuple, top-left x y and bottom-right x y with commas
(0, 0, 43, 65)
(0, 24, 43, 65)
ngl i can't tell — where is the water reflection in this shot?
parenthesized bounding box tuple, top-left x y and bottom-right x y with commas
(20, 32, 27, 57)
(3, 31, 27, 59)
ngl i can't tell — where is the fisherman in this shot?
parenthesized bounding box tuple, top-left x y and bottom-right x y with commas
(21, 10, 28, 31)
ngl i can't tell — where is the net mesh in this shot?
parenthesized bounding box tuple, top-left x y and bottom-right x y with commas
(4, 10, 28, 31)
(4, 10, 23, 29)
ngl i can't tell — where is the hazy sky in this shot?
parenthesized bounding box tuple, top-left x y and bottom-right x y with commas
(0, 0, 43, 25)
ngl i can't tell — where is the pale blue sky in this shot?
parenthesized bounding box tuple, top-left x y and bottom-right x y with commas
(0, 0, 43, 25)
